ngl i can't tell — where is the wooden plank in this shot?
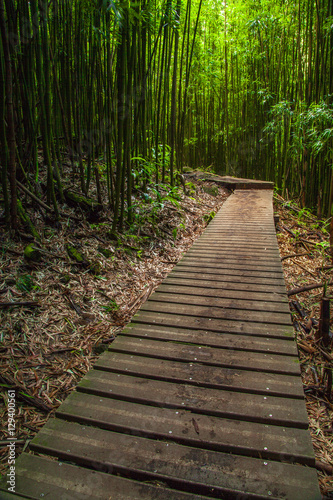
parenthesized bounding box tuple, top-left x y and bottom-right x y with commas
(1, 188, 319, 500)
(140, 300, 291, 325)
(121, 324, 298, 355)
(105, 337, 300, 376)
(190, 245, 281, 257)
(171, 264, 285, 279)
(178, 258, 285, 273)
(172, 265, 286, 281)
(95, 349, 304, 396)
(208, 232, 276, 237)
(165, 275, 288, 295)
(201, 220, 274, 227)
(0, 491, 23, 499)
(197, 234, 278, 241)
(187, 174, 275, 190)
(201, 224, 275, 231)
(183, 247, 281, 257)
(29, 418, 320, 500)
(195, 241, 280, 250)
(204, 227, 277, 234)
(76, 370, 309, 428)
(150, 290, 291, 313)
(184, 252, 283, 266)
(56, 390, 314, 462)
(157, 282, 289, 305)
(1, 453, 205, 500)
(132, 310, 295, 338)
(190, 243, 280, 252)
(197, 229, 277, 236)
(192, 239, 278, 246)
(211, 218, 273, 223)
(169, 270, 287, 288)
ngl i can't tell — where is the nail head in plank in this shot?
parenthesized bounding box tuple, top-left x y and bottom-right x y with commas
(106, 336, 301, 376)
(76, 370, 309, 428)
(55, 391, 315, 464)
(95, 349, 304, 397)
(133, 310, 295, 339)
(1, 453, 206, 500)
(123, 324, 298, 355)
(30, 418, 320, 500)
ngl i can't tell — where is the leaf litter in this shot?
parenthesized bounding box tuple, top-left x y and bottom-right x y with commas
(0, 178, 229, 476)
(275, 192, 333, 497)
(1, 182, 332, 497)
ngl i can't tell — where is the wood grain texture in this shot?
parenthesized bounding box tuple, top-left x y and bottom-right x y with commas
(1, 189, 320, 499)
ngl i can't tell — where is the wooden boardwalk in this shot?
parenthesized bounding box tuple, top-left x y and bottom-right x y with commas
(1, 188, 321, 499)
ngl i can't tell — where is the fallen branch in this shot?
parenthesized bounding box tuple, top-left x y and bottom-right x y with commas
(281, 223, 297, 238)
(274, 194, 317, 221)
(315, 460, 333, 475)
(318, 346, 333, 362)
(28, 245, 68, 261)
(317, 297, 331, 346)
(0, 440, 26, 447)
(0, 301, 39, 308)
(0, 374, 52, 413)
(126, 284, 154, 316)
(291, 259, 317, 278)
(299, 237, 330, 255)
(281, 252, 311, 261)
(64, 292, 84, 316)
(17, 180, 81, 221)
(287, 280, 333, 296)
(17, 180, 53, 213)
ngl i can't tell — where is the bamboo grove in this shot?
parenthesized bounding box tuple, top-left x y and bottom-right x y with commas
(0, 0, 333, 232)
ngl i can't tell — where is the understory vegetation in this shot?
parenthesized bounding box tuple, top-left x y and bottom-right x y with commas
(0, 0, 333, 235)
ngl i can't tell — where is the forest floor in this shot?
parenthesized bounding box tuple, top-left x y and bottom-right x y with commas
(274, 196, 333, 497)
(0, 176, 332, 497)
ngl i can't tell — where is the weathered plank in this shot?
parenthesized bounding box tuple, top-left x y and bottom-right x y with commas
(139, 300, 291, 325)
(29, 418, 320, 500)
(164, 275, 288, 295)
(104, 337, 300, 375)
(189, 246, 281, 258)
(178, 258, 285, 274)
(0, 187, 320, 500)
(133, 309, 295, 338)
(122, 324, 298, 355)
(151, 289, 291, 313)
(157, 283, 289, 305)
(184, 172, 274, 190)
(183, 253, 284, 267)
(76, 370, 309, 428)
(2, 453, 206, 500)
(169, 269, 287, 287)
(55, 391, 314, 463)
(95, 349, 304, 396)
(196, 236, 279, 245)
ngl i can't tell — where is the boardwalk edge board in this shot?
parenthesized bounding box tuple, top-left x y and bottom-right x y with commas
(0, 187, 321, 500)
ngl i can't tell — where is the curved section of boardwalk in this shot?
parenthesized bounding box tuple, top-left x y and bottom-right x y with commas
(1, 189, 321, 499)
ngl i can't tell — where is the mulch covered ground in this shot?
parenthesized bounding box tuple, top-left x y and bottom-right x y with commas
(0, 179, 332, 497)
(0, 177, 229, 479)
(275, 193, 333, 497)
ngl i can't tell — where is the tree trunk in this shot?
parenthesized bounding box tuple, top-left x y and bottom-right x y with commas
(0, 0, 17, 228)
